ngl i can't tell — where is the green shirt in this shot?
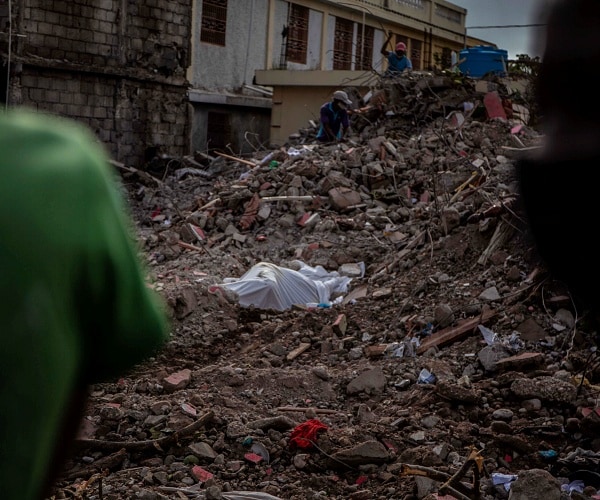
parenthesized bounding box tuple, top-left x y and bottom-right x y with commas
(0, 109, 170, 499)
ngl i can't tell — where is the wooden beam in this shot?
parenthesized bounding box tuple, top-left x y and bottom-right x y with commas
(417, 308, 496, 354)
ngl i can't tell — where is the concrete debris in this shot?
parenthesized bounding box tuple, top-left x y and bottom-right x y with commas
(49, 73, 600, 500)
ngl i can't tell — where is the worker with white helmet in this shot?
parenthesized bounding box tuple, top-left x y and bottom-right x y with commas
(316, 89, 353, 143)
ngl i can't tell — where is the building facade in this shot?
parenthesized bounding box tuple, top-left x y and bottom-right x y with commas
(190, 0, 472, 150)
(188, 0, 273, 156)
(1, 1, 477, 166)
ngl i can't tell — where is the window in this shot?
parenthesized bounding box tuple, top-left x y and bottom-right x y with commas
(410, 38, 422, 70)
(201, 0, 228, 46)
(333, 17, 353, 70)
(356, 24, 374, 70)
(287, 4, 309, 64)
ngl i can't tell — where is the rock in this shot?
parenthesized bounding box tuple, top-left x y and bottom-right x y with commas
(479, 286, 501, 302)
(346, 367, 387, 395)
(163, 369, 192, 392)
(508, 468, 561, 500)
(510, 376, 576, 403)
(188, 442, 217, 459)
(329, 440, 389, 467)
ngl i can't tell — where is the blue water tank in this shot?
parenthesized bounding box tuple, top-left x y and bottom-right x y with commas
(458, 46, 508, 78)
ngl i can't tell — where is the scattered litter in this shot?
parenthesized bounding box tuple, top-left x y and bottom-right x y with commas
(417, 368, 436, 385)
(385, 337, 420, 358)
(479, 324, 498, 345)
(250, 442, 270, 464)
(289, 419, 328, 449)
(491, 472, 518, 491)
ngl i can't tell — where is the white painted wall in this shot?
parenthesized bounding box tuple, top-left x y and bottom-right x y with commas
(191, 0, 269, 91)
(373, 30, 387, 74)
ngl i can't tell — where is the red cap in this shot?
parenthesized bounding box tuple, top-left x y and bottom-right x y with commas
(395, 42, 407, 52)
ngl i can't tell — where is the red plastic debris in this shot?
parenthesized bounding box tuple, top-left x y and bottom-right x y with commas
(289, 419, 328, 449)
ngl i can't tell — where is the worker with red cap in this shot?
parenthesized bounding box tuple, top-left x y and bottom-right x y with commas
(380, 31, 412, 76)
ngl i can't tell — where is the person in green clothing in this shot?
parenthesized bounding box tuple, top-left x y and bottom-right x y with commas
(0, 108, 170, 499)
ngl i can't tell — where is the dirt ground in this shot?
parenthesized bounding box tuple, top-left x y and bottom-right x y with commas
(48, 76, 600, 500)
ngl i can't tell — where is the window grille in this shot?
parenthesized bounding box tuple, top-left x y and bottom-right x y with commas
(355, 24, 374, 70)
(410, 38, 422, 70)
(383, 0, 425, 10)
(440, 47, 452, 69)
(288, 3, 309, 64)
(333, 17, 353, 70)
(201, 0, 228, 46)
(393, 0, 424, 9)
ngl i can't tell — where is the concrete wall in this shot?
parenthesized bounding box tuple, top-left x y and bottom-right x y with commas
(188, 0, 272, 156)
(190, 0, 269, 91)
(16, 69, 189, 165)
(255, 69, 374, 146)
(270, 85, 338, 146)
(0, 0, 192, 168)
(190, 104, 272, 155)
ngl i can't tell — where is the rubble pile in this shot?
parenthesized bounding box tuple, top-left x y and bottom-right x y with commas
(48, 74, 600, 500)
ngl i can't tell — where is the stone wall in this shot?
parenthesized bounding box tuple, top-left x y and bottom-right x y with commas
(0, 0, 192, 168)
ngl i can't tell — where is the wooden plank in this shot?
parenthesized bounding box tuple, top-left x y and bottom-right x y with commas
(214, 151, 258, 167)
(287, 342, 311, 361)
(417, 309, 496, 354)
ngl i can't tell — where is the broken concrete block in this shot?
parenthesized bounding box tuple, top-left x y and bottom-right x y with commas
(328, 187, 362, 211)
(332, 314, 347, 336)
(475, 80, 498, 93)
(483, 91, 507, 119)
(163, 369, 192, 392)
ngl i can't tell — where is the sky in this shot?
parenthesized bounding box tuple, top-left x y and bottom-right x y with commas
(451, 0, 549, 59)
